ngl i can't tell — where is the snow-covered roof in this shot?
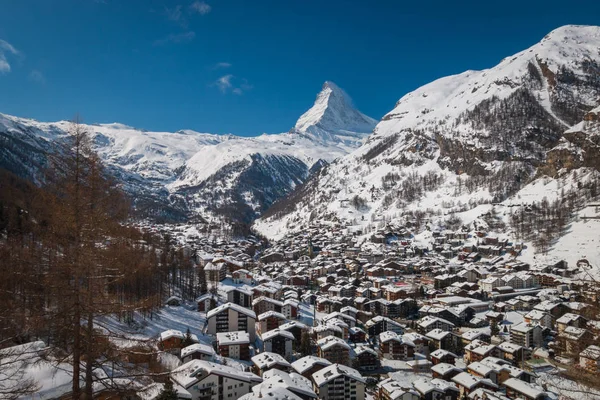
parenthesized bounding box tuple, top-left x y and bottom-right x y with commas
(425, 329, 451, 341)
(262, 328, 295, 342)
(503, 378, 545, 399)
(258, 310, 286, 321)
(291, 356, 332, 374)
(312, 364, 365, 386)
(452, 372, 497, 390)
(216, 331, 250, 345)
(252, 352, 291, 370)
(159, 329, 185, 341)
(431, 362, 463, 376)
(316, 335, 350, 351)
(260, 369, 317, 398)
(171, 360, 262, 389)
(181, 343, 215, 359)
(207, 302, 257, 319)
(413, 378, 459, 395)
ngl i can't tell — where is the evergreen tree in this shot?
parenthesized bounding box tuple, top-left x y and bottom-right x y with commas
(182, 327, 195, 347)
(299, 329, 312, 357)
(157, 377, 178, 400)
(490, 319, 500, 337)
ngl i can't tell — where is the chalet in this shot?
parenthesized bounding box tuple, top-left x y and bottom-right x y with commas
(554, 326, 594, 356)
(312, 364, 366, 400)
(253, 296, 284, 315)
(233, 269, 253, 285)
(349, 326, 367, 343)
(523, 310, 552, 328)
(379, 331, 415, 360)
(262, 328, 294, 359)
(431, 363, 464, 381)
(465, 341, 499, 363)
(196, 293, 214, 312)
(313, 324, 343, 340)
(261, 252, 285, 263)
(216, 331, 251, 360)
(497, 341, 531, 363)
(466, 361, 498, 384)
(256, 368, 318, 400)
(503, 378, 547, 400)
(206, 302, 257, 341)
(251, 352, 292, 376)
(430, 349, 458, 365)
(257, 310, 286, 335)
(556, 312, 588, 333)
(180, 343, 216, 363)
(451, 372, 497, 397)
(279, 320, 307, 341)
(579, 345, 600, 373)
(403, 332, 429, 354)
(354, 345, 379, 371)
(322, 312, 357, 328)
(291, 355, 332, 380)
(204, 261, 227, 282)
(377, 377, 420, 400)
(533, 301, 567, 320)
(365, 316, 404, 341)
(158, 329, 195, 352)
(316, 335, 351, 366)
(282, 299, 299, 319)
(412, 377, 460, 400)
(461, 330, 491, 345)
(226, 286, 254, 309)
(171, 360, 262, 400)
(417, 316, 455, 334)
(509, 323, 543, 349)
(426, 329, 455, 351)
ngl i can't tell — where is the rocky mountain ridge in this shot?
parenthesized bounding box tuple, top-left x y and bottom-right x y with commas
(0, 82, 376, 223)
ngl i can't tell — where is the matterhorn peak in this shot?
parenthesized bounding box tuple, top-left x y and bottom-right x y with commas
(293, 81, 377, 140)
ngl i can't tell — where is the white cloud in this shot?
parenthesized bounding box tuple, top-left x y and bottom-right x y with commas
(213, 62, 232, 69)
(215, 74, 234, 93)
(189, 1, 211, 15)
(29, 70, 45, 84)
(153, 31, 196, 46)
(0, 39, 19, 74)
(165, 5, 185, 26)
(166, 2, 211, 27)
(213, 75, 252, 95)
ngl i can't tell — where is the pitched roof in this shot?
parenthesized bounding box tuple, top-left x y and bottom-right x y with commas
(291, 356, 332, 374)
(312, 364, 365, 386)
(207, 302, 257, 319)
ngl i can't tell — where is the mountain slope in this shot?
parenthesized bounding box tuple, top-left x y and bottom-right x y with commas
(0, 81, 376, 223)
(254, 25, 600, 249)
(168, 82, 376, 223)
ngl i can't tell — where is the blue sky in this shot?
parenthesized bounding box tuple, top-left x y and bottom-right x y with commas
(0, 0, 599, 136)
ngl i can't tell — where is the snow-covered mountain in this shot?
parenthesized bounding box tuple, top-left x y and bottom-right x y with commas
(293, 81, 378, 146)
(0, 81, 376, 222)
(255, 25, 600, 270)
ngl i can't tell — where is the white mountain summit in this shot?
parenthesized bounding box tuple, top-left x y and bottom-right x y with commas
(293, 81, 378, 147)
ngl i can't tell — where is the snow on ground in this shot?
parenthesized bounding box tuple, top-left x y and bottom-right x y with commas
(298, 302, 316, 327)
(520, 218, 600, 281)
(536, 371, 600, 400)
(0, 342, 74, 400)
(99, 303, 209, 347)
